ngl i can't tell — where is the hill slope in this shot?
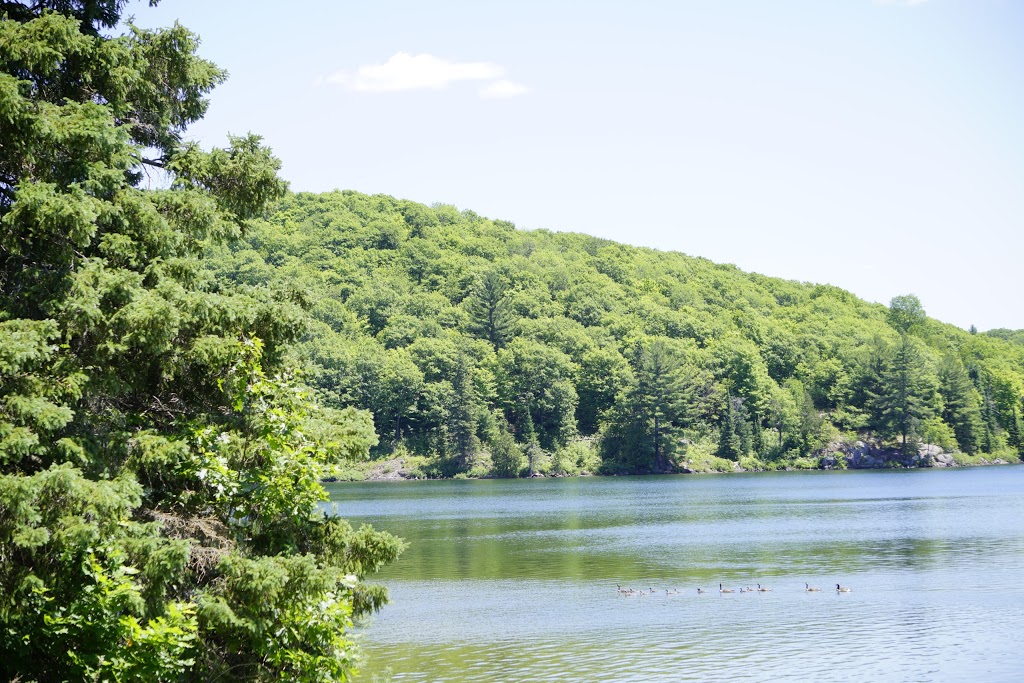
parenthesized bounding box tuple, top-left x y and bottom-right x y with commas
(208, 190, 1024, 475)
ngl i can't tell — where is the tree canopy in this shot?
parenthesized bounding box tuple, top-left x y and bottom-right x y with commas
(205, 190, 1024, 476)
(1, 3, 401, 681)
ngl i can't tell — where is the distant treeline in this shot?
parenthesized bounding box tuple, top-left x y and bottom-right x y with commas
(209, 190, 1024, 476)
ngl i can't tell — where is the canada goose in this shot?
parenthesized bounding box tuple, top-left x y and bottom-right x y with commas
(836, 584, 852, 593)
(805, 583, 821, 592)
(757, 584, 772, 592)
(666, 588, 680, 595)
(719, 583, 735, 594)
(697, 588, 707, 594)
(740, 587, 752, 593)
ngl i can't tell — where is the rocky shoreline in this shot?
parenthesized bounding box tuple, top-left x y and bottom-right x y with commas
(330, 441, 1018, 482)
(818, 440, 1012, 470)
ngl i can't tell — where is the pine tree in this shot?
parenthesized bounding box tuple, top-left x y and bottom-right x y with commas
(466, 270, 515, 349)
(1008, 406, 1022, 457)
(717, 394, 743, 461)
(489, 422, 526, 477)
(750, 410, 765, 456)
(979, 376, 1001, 454)
(937, 355, 983, 454)
(448, 354, 481, 469)
(868, 336, 940, 454)
(630, 340, 693, 471)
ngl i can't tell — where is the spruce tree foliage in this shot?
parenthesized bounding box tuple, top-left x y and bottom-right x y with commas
(0, 3, 402, 680)
(937, 355, 983, 454)
(716, 394, 744, 461)
(448, 353, 481, 469)
(603, 340, 694, 471)
(489, 423, 526, 477)
(867, 336, 941, 454)
(979, 376, 1001, 454)
(466, 269, 515, 349)
(1008, 406, 1022, 456)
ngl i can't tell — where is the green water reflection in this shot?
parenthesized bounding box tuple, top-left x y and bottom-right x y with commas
(328, 467, 1024, 682)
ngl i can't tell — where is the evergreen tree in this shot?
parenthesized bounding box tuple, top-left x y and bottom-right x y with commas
(0, 4, 402, 680)
(524, 438, 548, 477)
(489, 422, 526, 477)
(868, 336, 940, 453)
(750, 410, 765, 456)
(1008, 406, 1022, 457)
(937, 355, 983, 453)
(448, 354, 481, 469)
(632, 341, 693, 471)
(599, 341, 700, 472)
(978, 375, 1002, 454)
(466, 270, 515, 349)
(717, 394, 743, 461)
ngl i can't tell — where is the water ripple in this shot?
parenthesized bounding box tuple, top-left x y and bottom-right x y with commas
(344, 467, 1024, 682)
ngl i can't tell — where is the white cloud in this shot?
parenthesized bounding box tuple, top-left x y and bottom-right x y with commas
(320, 52, 505, 93)
(479, 79, 529, 99)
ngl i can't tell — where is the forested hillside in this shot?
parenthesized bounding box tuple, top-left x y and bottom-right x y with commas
(209, 190, 1024, 476)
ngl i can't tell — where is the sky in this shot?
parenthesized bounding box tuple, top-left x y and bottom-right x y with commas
(131, 0, 1024, 332)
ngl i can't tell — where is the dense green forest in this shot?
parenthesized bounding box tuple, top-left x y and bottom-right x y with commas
(207, 191, 1024, 477)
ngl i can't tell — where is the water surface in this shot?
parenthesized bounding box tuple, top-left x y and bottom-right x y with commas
(327, 467, 1024, 682)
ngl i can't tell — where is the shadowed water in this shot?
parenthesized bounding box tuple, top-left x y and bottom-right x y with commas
(326, 467, 1024, 682)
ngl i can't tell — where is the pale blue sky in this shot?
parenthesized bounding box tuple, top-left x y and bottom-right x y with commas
(133, 0, 1024, 331)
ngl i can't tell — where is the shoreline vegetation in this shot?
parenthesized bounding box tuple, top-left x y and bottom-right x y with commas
(334, 443, 1018, 483)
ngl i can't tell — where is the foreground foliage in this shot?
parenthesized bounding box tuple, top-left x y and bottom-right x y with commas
(0, 2, 401, 680)
(208, 191, 1024, 475)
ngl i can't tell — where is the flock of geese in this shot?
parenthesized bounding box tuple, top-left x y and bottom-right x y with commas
(616, 582, 852, 596)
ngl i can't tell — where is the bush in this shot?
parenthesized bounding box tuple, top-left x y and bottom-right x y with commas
(488, 430, 526, 478)
(551, 440, 600, 475)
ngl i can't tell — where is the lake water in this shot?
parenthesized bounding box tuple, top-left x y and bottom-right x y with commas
(326, 466, 1024, 682)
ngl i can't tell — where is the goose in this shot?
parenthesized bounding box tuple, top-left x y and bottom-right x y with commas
(757, 584, 772, 592)
(805, 583, 821, 592)
(740, 587, 753, 593)
(697, 588, 707, 594)
(836, 584, 852, 593)
(719, 583, 735, 594)
(666, 588, 680, 595)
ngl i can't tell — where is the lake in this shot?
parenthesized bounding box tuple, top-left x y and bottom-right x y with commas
(326, 466, 1024, 682)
